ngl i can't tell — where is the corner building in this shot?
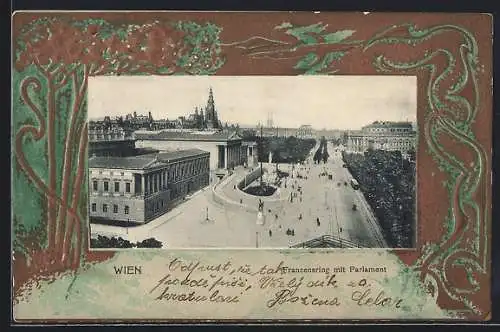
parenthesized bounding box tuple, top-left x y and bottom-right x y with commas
(89, 149, 210, 224)
(346, 121, 416, 154)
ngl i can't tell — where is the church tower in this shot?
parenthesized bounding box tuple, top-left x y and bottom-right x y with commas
(205, 87, 218, 129)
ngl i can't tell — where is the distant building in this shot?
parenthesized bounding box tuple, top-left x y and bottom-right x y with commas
(315, 129, 343, 140)
(135, 130, 250, 174)
(89, 149, 210, 225)
(204, 87, 221, 130)
(296, 125, 314, 139)
(88, 122, 137, 157)
(346, 121, 416, 154)
(252, 124, 301, 138)
(125, 111, 153, 129)
(148, 87, 221, 131)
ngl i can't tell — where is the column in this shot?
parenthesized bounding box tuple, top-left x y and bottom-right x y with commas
(232, 146, 235, 166)
(141, 174, 145, 196)
(154, 172, 158, 192)
(224, 146, 228, 169)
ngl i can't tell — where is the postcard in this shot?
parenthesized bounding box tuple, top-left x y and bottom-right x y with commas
(11, 11, 493, 322)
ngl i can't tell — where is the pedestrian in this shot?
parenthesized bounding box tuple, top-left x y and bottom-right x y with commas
(299, 214, 302, 221)
(291, 229, 295, 236)
(299, 197, 302, 202)
(275, 214, 278, 220)
(269, 229, 272, 237)
(233, 184, 236, 190)
(317, 217, 320, 223)
(240, 198, 243, 204)
(317, 220, 321, 226)
(340, 227, 343, 233)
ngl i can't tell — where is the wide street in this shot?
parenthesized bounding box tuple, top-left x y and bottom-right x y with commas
(90, 142, 388, 248)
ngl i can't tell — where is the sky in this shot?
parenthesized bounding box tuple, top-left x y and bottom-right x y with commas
(88, 76, 417, 130)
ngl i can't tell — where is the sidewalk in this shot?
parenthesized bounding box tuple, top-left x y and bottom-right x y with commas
(90, 184, 211, 243)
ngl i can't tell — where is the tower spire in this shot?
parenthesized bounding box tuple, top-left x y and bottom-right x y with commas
(205, 86, 218, 129)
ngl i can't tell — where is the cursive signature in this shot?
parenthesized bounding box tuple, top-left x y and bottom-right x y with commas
(351, 288, 403, 308)
(266, 289, 341, 308)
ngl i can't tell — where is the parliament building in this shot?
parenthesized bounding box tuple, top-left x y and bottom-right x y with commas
(89, 149, 210, 224)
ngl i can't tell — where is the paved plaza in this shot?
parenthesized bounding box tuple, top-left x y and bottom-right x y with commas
(90, 142, 387, 248)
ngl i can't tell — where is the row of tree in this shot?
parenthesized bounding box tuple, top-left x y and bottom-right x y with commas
(313, 136, 329, 164)
(91, 235, 163, 248)
(342, 150, 416, 248)
(240, 134, 316, 164)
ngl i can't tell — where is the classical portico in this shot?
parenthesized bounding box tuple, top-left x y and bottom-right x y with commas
(136, 130, 245, 173)
(217, 142, 242, 170)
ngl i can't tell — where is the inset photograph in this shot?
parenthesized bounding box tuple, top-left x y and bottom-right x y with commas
(87, 76, 417, 249)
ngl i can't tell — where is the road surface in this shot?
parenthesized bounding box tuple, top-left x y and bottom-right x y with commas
(90, 142, 388, 248)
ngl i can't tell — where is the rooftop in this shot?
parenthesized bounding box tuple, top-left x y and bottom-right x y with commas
(135, 130, 242, 142)
(89, 155, 157, 170)
(156, 149, 209, 162)
(89, 149, 209, 170)
(364, 121, 413, 129)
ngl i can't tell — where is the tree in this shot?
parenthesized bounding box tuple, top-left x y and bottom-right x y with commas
(136, 238, 163, 248)
(91, 235, 135, 249)
(322, 150, 329, 163)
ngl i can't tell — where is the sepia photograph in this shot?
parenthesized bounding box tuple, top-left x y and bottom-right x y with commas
(87, 76, 417, 249)
(12, 11, 492, 322)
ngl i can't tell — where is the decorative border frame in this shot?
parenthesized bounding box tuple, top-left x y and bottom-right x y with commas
(11, 12, 492, 320)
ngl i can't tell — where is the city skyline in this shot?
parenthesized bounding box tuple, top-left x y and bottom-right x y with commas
(88, 76, 417, 130)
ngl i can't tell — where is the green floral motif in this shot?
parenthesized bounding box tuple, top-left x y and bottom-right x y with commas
(222, 22, 360, 74)
(12, 16, 225, 288)
(11, 15, 489, 318)
(364, 23, 487, 315)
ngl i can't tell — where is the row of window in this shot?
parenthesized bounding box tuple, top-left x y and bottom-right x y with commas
(91, 170, 126, 176)
(92, 180, 131, 193)
(369, 128, 411, 133)
(91, 203, 130, 214)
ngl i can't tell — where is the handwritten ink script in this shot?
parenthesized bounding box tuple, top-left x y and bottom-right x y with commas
(146, 258, 404, 309)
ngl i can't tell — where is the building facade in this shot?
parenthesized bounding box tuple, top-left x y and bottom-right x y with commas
(89, 122, 137, 157)
(135, 130, 250, 173)
(296, 125, 314, 139)
(89, 149, 210, 224)
(346, 121, 416, 154)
